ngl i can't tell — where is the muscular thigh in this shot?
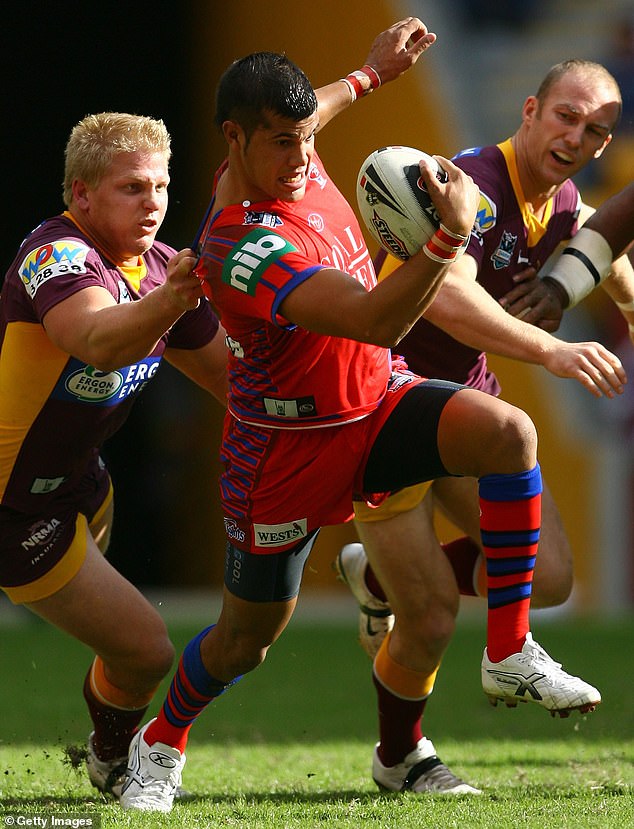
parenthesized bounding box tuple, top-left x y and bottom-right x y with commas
(362, 378, 463, 493)
(27, 537, 168, 661)
(355, 497, 459, 619)
(224, 531, 320, 602)
(431, 475, 481, 538)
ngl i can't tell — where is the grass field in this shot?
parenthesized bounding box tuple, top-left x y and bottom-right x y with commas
(1, 602, 633, 827)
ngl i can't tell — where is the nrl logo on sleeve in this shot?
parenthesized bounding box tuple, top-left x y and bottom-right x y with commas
(222, 227, 296, 295)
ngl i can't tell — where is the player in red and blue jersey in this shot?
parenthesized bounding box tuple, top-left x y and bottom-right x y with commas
(340, 60, 634, 681)
(121, 28, 604, 811)
(0, 112, 227, 798)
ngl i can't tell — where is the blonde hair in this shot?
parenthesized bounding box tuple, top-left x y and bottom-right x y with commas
(63, 112, 171, 206)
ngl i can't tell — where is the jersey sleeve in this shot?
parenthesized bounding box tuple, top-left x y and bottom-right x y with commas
(167, 297, 220, 349)
(18, 236, 113, 321)
(207, 225, 324, 328)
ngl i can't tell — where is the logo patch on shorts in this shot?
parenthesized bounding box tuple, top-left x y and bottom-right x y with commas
(263, 396, 316, 418)
(224, 517, 247, 543)
(253, 519, 308, 547)
(222, 228, 296, 295)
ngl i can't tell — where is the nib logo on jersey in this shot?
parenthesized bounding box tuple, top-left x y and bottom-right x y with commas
(54, 357, 162, 405)
(222, 227, 296, 296)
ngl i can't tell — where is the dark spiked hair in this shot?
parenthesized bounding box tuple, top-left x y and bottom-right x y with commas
(214, 52, 318, 141)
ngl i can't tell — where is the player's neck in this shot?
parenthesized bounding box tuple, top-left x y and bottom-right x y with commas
(213, 167, 250, 211)
(510, 134, 557, 218)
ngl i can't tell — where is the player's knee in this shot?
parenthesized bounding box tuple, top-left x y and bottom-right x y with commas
(396, 592, 457, 656)
(120, 615, 174, 684)
(492, 407, 538, 470)
(220, 639, 270, 677)
(148, 636, 176, 679)
(134, 632, 175, 684)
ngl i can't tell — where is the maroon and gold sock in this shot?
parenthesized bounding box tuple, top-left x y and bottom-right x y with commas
(83, 657, 156, 760)
(372, 633, 438, 767)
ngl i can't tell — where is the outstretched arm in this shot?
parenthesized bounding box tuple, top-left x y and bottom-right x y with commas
(315, 17, 436, 131)
(424, 253, 627, 399)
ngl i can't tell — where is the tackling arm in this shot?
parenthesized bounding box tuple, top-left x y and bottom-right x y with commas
(422, 253, 626, 399)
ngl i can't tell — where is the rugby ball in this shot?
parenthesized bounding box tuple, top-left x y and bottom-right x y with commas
(356, 146, 446, 260)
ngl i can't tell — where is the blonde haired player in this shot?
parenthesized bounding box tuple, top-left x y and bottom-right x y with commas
(0, 112, 227, 797)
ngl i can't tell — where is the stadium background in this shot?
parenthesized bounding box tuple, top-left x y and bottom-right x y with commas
(3, 0, 633, 612)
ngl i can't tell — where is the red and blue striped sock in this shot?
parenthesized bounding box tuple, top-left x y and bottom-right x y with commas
(144, 626, 240, 753)
(479, 464, 542, 662)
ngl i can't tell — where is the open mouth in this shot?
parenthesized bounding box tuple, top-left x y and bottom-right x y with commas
(551, 150, 574, 166)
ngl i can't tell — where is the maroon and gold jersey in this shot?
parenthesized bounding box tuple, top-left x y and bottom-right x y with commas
(198, 152, 390, 429)
(396, 139, 581, 393)
(0, 213, 219, 513)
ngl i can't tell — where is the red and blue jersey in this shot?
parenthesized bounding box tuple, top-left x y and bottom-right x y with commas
(396, 139, 581, 392)
(0, 213, 219, 512)
(197, 152, 391, 429)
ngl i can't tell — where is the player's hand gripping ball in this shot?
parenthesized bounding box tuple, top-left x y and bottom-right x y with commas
(356, 145, 447, 260)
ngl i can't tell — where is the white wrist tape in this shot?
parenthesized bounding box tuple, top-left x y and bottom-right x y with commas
(547, 228, 613, 307)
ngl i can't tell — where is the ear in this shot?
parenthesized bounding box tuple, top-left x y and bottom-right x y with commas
(522, 95, 538, 124)
(594, 133, 612, 159)
(71, 179, 90, 209)
(222, 120, 243, 145)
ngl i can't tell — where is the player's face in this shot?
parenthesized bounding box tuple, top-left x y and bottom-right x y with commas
(239, 111, 319, 203)
(523, 71, 619, 188)
(74, 150, 169, 266)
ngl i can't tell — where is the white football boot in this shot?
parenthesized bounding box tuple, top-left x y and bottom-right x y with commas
(333, 543, 394, 659)
(372, 737, 482, 795)
(86, 733, 127, 799)
(482, 633, 601, 717)
(120, 720, 186, 812)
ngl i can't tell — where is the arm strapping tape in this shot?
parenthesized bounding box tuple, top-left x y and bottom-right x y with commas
(546, 227, 613, 307)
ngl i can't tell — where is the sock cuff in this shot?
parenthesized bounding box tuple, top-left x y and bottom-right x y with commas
(88, 656, 156, 711)
(373, 633, 438, 701)
(479, 463, 542, 501)
(181, 625, 239, 697)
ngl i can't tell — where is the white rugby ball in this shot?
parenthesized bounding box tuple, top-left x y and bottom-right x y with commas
(356, 146, 446, 260)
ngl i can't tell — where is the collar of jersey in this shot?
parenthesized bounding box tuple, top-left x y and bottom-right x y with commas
(498, 139, 553, 247)
(63, 211, 146, 292)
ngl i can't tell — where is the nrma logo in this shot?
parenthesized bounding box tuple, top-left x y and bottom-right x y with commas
(222, 228, 296, 295)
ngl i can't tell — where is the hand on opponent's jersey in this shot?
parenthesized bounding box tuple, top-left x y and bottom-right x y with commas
(161, 248, 205, 312)
(499, 266, 566, 333)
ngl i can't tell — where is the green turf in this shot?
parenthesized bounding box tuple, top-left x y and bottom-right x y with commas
(1, 609, 633, 827)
